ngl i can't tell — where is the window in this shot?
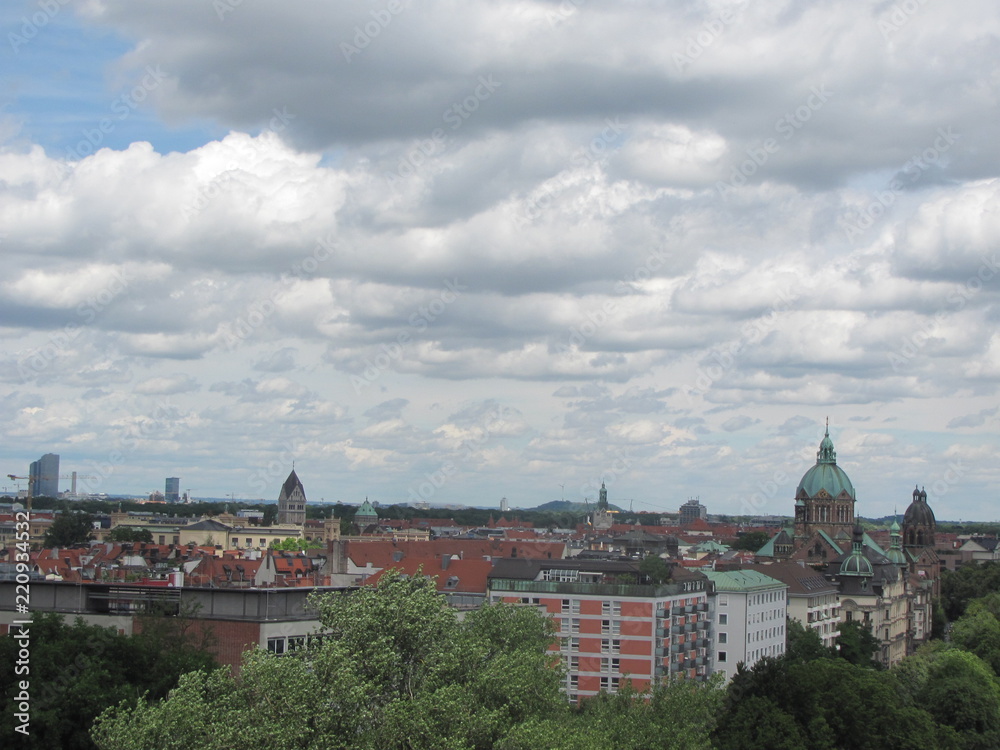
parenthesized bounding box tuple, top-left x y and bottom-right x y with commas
(562, 599, 571, 614)
(612, 600, 622, 616)
(288, 636, 305, 651)
(718, 651, 727, 663)
(718, 595, 728, 606)
(602, 601, 611, 615)
(260, 539, 266, 546)
(602, 619, 612, 634)
(602, 638, 611, 653)
(571, 618, 580, 634)
(719, 632, 727, 644)
(569, 674, 578, 689)
(267, 637, 286, 655)
(719, 614, 728, 625)
(569, 656, 579, 670)
(612, 657, 620, 672)
(611, 639, 621, 653)
(569, 637, 579, 651)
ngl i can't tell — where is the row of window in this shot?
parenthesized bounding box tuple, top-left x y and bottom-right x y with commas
(560, 618, 623, 635)
(564, 637, 622, 653)
(566, 676, 621, 692)
(567, 656, 621, 673)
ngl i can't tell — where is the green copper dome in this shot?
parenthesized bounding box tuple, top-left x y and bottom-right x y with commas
(840, 526, 873, 577)
(796, 424, 856, 499)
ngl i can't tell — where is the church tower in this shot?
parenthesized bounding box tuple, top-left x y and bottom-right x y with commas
(277, 469, 307, 526)
(793, 421, 857, 543)
(903, 485, 936, 549)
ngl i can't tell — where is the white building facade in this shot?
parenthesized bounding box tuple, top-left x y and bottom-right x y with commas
(705, 569, 787, 681)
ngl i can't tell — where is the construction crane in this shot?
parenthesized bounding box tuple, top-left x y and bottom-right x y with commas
(7, 472, 97, 499)
(6, 474, 33, 514)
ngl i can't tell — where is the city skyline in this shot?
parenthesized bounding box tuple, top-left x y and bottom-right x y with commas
(2, 2, 999, 520)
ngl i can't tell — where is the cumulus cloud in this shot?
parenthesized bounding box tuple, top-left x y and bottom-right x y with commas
(2, 0, 999, 514)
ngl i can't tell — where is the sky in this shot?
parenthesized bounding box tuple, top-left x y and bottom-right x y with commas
(1, 0, 999, 520)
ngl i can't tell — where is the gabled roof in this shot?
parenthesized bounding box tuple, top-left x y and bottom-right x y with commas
(185, 518, 234, 532)
(280, 470, 306, 500)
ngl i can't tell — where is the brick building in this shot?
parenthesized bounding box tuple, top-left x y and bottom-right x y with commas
(487, 558, 711, 702)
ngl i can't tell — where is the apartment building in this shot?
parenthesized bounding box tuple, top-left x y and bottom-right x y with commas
(745, 562, 840, 650)
(704, 569, 787, 681)
(487, 558, 711, 702)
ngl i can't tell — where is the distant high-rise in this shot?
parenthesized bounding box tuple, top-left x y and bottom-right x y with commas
(679, 497, 707, 525)
(29, 453, 59, 498)
(165, 477, 180, 503)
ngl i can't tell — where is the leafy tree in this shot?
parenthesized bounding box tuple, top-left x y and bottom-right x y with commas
(785, 618, 833, 663)
(93, 570, 566, 749)
(950, 600, 1000, 677)
(834, 620, 882, 668)
(732, 530, 771, 552)
(268, 537, 310, 551)
(942, 562, 1000, 621)
(715, 654, 944, 750)
(107, 526, 154, 543)
(0, 612, 215, 750)
(43, 511, 95, 547)
(261, 504, 278, 526)
(917, 649, 1000, 748)
(639, 554, 671, 583)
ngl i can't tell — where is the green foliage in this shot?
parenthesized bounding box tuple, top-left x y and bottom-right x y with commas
(107, 526, 154, 543)
(785, 618, 834, 663)
(715, 654, 944, 750)
(638, 554, 671, 583)
(942, 561, 1000, 621)
(0, 612, 215, 750)
(917, 649, 1000, 747)
(261, 504, 278, 526)
(732, 530, 771, 552)
(268, 537, 310, 551)
(93, 571, 567, 750)
(950, 608, 1000, 676)
(834, 620, 882, 668)
(43, 511, 95, 547)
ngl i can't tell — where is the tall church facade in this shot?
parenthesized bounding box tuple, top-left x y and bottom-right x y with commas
(278, 470, 307, 526)
(757, 422, 940, 666)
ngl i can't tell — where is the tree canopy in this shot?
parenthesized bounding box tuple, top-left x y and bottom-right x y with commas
(107, 525, 154, 543)
(0, 611, 216, 750)
(93, 570, 567, 749)
(43, 511, 95, 547)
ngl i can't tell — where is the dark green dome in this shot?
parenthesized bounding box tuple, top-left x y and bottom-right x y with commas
(797, 425, 856, 499)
